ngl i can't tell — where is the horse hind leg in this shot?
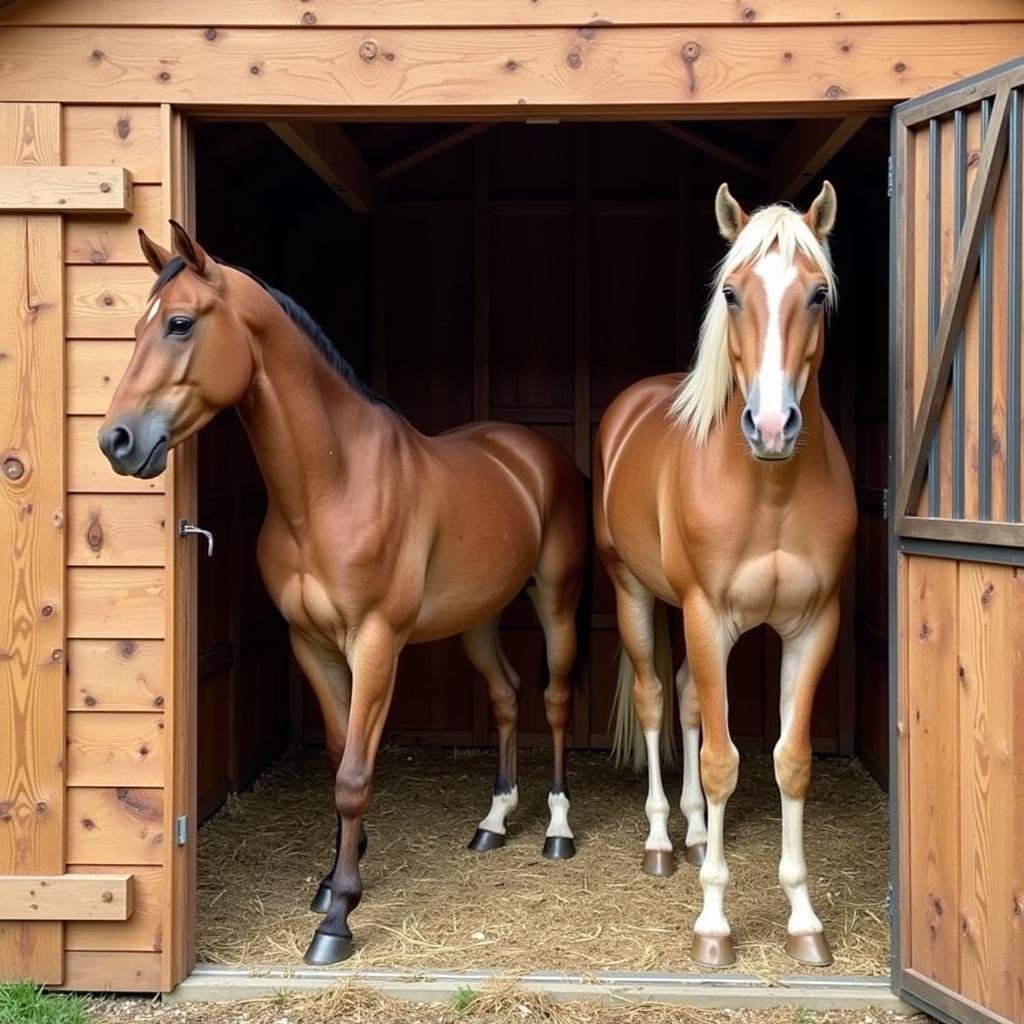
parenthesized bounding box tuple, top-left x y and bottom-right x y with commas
(462, 617, 522, 853)
(676, 659, 708, 867)
(528, 571, 581, 860)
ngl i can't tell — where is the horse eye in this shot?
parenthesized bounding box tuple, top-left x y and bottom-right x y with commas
(809, 287, 829, 308)
(723, 286, 739, 308)
(167, 315, 194, 337)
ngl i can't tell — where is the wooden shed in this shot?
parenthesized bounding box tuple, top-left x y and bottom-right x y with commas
(0, 4, 1022, 1022)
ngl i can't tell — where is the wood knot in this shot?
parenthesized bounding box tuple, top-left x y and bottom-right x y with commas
(41, 603, 54, 618)
(121, 640, 137, 657)
(825, 84, 845, 100)
(783, 51, 793, 62)
(102, 293, 115, 306)
(930, 896, 944, 916)
(35, 802, 47, 814)
(52, 509, 63, 530)
(967, 150, 981, 168)
(99, 181, 111, 193)
(681, 41, 702, 62)
(894, 62, 906, 74)
(505, 59, 519, 71)
(741, 7, 756, 21)
(959, 916, 971, 936)
(91, 49, 104, 61)
(302, 11, 316, 24)
(383, 51, 395, 61)
(116, 117, 131, 139)
(158, 70, 171, 82)
(84, 694, 97, 706)
(90, 249, 107, 264)
(958, 662, 966, 683)
(2, 456, 25, 481)
(980, 580, 995, 605)
(1013, 895, 1023, 917)
(86, 514, 104, 553)
(154, 695, 165, 707)
(839, 40, 852, 53)
(249, 63, 262, 76)
(139, 745, 150, 757)
(359, 40, 378, 62)
(52, 648, 63, 664)
(917, 622, 931, 641)
(82, 817, 96, 830)
(566, 50, 582, 70)
(204, 27, 218, 41)
(101, 891, 113, 903)
(0, 802, 11, 822)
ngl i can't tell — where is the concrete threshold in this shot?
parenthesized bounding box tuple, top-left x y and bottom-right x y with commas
(166, 963, 916, 1013)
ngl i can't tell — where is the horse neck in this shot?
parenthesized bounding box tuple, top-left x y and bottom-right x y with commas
(235, 303, 391, 529)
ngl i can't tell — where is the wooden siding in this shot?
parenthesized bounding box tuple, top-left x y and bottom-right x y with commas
(900, 555, 1024, 1023)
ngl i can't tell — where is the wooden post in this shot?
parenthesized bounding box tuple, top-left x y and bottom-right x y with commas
(0, 102, 66, 985)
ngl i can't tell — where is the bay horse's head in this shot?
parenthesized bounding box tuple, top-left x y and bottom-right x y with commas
(98, 223, 256, 477)
(672, 182, 837, 461)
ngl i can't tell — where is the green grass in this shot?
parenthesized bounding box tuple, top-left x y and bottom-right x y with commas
(451, 986, 476, 1015)
(271, 988, 290, 1007)
(792, 1008, 815, 1024)
(0, 983, 88, 1024)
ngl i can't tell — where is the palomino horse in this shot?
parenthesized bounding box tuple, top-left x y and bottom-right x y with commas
(595, 183, 856, 968)
(99, 224, 588, 966)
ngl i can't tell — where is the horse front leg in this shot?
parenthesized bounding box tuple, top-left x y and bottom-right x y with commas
(776, 599, 840, 967)
(684, 595, 739, 968)
(303, 622, 400, 966)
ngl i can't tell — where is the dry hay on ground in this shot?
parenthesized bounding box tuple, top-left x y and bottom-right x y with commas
(197, 745, 888, 977)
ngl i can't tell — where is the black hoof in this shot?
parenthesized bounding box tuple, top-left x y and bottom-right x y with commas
(468, 828, 505, 853)
(303, 929, 354, 966)
(542, 835, 576, 860)
(309, 882, 331, 914)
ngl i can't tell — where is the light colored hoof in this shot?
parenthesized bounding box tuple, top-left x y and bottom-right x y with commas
(641, 849, 674, 877)
(683, 842, 706, 867)
(691, 932, 736, 968)
(785, 931, 833, 967)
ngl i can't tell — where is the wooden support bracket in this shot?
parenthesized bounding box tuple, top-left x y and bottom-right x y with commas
(767, 117, 868, 200)
(0, 873, 133, 921)
(268, 122, 372, 214)
(0, 166, 133, 213)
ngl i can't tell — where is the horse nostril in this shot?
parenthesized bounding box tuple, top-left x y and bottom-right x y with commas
(741, 406, 759, 442)
(108, 424, 134, 458)
(782, 403, 802, 442)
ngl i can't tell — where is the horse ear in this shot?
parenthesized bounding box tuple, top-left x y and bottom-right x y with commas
(805, 180, 837, 240)
(168, 220, 210, 276)
(138, 229, 172, 274)
(715, 183, 749, 243)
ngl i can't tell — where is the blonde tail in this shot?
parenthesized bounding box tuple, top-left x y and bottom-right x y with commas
(610, 602, 676, 771)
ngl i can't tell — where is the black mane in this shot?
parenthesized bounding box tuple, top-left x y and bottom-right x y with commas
(151, 255, 392, 409)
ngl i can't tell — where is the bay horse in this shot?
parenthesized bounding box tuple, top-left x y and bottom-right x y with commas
(98, 223, 588, 966)
(595, 183, 856, 968)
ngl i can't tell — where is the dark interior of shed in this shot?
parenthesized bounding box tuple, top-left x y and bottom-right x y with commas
(190, 116, 890, 824)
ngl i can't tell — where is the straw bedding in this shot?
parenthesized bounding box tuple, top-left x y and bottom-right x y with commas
(196, 745, 889, 978)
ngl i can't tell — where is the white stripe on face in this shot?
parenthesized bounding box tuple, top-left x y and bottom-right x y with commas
(144, 297, 162, 324)
(752, 252, 797, 427)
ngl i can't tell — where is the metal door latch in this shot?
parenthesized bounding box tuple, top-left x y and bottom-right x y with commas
(178, 519, 214, 556)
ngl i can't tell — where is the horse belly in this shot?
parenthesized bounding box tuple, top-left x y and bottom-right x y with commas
(725, 552, 822, 635)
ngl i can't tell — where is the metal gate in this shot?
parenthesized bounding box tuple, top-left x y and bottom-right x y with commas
(890, 56, 1024, 1024)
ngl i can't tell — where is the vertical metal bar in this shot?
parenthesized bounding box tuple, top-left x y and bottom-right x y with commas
(952, 110, 967, 519)
(927, 118, 941, 516)
(1008, 89, 1022, 522)
(979, 98, 994, 521)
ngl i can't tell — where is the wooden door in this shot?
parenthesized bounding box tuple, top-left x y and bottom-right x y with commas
(891, 56, 1024, 1024)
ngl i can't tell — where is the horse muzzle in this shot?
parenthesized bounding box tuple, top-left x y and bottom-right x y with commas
(98, 413, 171, 478)
(740, 380, 802, 461)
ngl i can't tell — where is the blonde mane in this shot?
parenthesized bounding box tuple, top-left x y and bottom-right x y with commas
(669, 204, 837, 445)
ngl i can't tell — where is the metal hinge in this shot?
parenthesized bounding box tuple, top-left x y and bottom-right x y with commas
(887, 155, 894, 198)
(175, 815, 188, 846)
(882, 488, 890, 520)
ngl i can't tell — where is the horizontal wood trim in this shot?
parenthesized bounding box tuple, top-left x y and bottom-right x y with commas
(898, 59, 1024, 126)
(68, 416, 164, 494)
(56, 950, 161, 993)
(67, 567, 165, 639)
(63, 105, 162, 185)
(66, 865, 161, 952)
(1, 26, 1023, 110)
(0, 874, 132, 921)
(66, 340, 134, 416)
(0, 166, 131, 213)
(897, 515, 1024, 547)
(67, 639, 165, 712)
(66, 788, 164, 865)
(66, 264, 152, 338)
(66, 185, 162, 264)
(3, 0, 1022, 26)
(67, 493, 165, 566)
(66, 712, 164, 787)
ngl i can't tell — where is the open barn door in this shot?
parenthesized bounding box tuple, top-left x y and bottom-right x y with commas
(890, 57, 1024, 1024)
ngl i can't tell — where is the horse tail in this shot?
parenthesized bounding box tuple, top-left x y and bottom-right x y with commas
(611, 601, 676, 771)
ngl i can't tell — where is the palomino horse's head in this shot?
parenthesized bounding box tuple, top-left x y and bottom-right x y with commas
(716, 182, 836, 460)
(672, 182, 837, 461)
(98, 223, 256, 477)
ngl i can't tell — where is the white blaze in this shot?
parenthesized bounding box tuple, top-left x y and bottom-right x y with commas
(145, 297, 162, 324)
(752, 252, 797, 420)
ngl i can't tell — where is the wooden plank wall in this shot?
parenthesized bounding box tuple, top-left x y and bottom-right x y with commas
(60, 103, 167, 993)
(900, 553, 1024, 1024)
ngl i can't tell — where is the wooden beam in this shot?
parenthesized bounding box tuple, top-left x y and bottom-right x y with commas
(379, 124, 491, 181)
(0, 26, 1022, 111)
(0, 874, 132, 921)
(0, 166, 132, 212)
(648, 122, 762, 179)
(767, 117, 868, 199)
(3, 0, 1023, 26)
(268, 122, 372, 214)
(896, 85, 1011, 520)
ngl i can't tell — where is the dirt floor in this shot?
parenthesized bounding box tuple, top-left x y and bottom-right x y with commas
(90, 988, 924, 1024)
(196, 745, 889, 978)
